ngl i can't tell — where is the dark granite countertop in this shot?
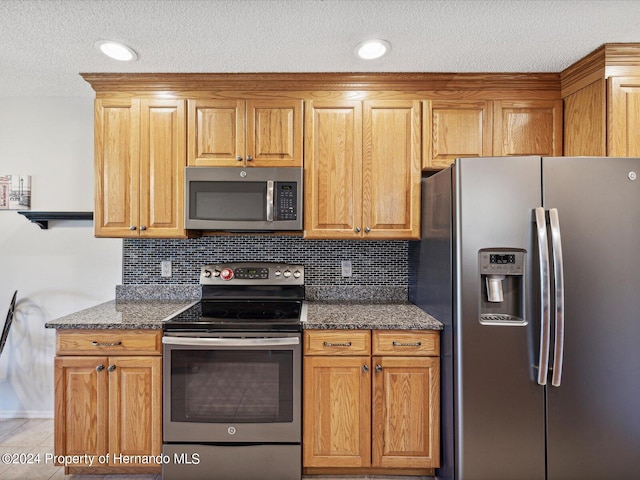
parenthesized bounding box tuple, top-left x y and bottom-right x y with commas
(44, 300, 196, 330)
(45, 299, 441, 331)
(303, 301, 442, 330)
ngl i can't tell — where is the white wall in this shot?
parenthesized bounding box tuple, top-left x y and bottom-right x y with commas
(0, 97, 122, 417)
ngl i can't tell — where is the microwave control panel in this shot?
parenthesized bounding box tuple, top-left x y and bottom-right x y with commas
(275, 182, 298, 220)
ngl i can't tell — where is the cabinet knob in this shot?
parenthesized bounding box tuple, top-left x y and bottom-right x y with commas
(247, 155, 253, 161)
(362, 364, 369, 373)
(236, 156, 243, 162)
(107, 365, 116, 372)
(129, 226, 136, 231)
(96, 364, 105, 372)
(355, 227, 361, 233)
(365, 227, 371, 233)
(140, 225, 147, 231)
(375, 364, 383, 373)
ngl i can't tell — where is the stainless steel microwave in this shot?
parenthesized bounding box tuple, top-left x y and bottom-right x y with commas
(185, 167, 303, 231)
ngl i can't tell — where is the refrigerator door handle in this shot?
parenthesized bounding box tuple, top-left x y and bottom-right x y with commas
(535, 207, 551, 386)
(549, 208, 565, 387)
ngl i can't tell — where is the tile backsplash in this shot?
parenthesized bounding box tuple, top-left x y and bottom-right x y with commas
(121, 236, 409, 300)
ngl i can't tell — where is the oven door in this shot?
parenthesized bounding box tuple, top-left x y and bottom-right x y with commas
(162, 331, 301, 444)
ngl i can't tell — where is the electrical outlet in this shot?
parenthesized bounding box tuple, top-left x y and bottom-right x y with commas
(341, 260, 352, 277)
(161, 260, 172, 278)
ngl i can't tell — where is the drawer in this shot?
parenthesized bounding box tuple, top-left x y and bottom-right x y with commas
(56, 330, 162, 355)
(304, 330, 370, 355)
(372, 330, 439, 356)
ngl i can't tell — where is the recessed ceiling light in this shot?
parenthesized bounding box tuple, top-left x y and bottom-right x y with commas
(355, 39, 391, 60)
(95, 40, 138, 62)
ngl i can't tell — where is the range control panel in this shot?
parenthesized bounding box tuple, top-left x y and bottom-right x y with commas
(200, 262, 304, 285)
(275, 182, 298, 221)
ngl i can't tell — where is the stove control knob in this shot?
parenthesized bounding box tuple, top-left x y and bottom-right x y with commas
(203, 269, 212, 278)
(293, 270, 302, 279)
(220, 268, 234, 281)
(213, 269, 221, 277)
(274, 270, 282, 277)
(283, 270, 292, 278)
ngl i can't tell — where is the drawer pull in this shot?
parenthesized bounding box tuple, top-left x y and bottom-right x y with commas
(92, 341, 123, 347)
(392, 341, 422, 347)
(323, 341, 352, 347)
(107, 365, 116, 372)
(96, 364, 105, 372)
(362, 364, 369, 373)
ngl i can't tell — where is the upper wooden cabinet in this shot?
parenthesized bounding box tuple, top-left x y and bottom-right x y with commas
(493, 100, 562, 156)
(423, 100, 492, 170)
(188, 99, 303, 167)
(562, 44, 640, 157)
(424, 98, 562, 170)
(304, 99, 421, 240)
(94, 98, 187, 238)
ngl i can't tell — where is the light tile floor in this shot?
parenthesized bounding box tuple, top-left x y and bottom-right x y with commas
(0, 419, 433, 479)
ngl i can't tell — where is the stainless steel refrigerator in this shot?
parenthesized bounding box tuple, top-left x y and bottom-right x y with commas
(409, 156, 640, 480)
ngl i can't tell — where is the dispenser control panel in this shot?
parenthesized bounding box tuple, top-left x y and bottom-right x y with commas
(480, 251, 524, 275)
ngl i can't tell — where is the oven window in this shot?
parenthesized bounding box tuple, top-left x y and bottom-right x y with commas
(191, 181, 266, 221)
(170, 349, 294, 423)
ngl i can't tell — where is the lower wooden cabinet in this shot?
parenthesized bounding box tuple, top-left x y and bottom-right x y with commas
(303, 329, 440, 473)
(54, 330, 162, 474)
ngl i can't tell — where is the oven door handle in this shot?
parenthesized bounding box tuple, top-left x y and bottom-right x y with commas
(162, 336, 300, 347)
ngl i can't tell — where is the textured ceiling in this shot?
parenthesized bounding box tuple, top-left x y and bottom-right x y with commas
(2, 0, 640, 97)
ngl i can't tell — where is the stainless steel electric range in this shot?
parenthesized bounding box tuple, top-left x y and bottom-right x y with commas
(162, 262, 305, 480)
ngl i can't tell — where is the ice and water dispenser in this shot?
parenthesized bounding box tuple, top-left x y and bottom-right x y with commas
(478, 249, 526, 326)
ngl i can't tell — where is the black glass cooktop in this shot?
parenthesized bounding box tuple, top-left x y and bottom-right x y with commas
(163, 300, 303, 332)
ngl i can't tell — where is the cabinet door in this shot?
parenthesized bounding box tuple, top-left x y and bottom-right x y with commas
(139, 99, 187, 238)
(372, 356, 440, 468)
(363, 100, 421, 239)
(108, 356, 162, 464)
(54, 356, 109, 463)
(187, 99, 245, 166)
(423, 100, 492, 170)
(493, 100, 562, 156)
(608, 77, 640, 157)
(94, 98, 141, 237)
(303, 356, 371, 467)
(563, 79, 606, 156)
(304, 100, 363, 239)
(246, 99, 303, 166)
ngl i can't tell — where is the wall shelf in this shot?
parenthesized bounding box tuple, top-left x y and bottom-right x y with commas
(17, 211, 93, 229)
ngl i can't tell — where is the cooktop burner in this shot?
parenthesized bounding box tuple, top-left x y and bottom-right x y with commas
(163, 262, 305, 332)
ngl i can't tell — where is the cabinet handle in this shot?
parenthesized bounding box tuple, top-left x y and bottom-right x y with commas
(375, 364, 383, 372)
(355, 227, 361, 233)
(129, 226, 136, 231)
(323, 341, 352, 347)
(247, 155, 253, 161)
(96, 364, 105, 372)
(362, 364, 369, 373)
(92, 341, 122, 347)
(236, 156, 243, 162)
(140, 225, 147, 231)
(392, 341, 422, 347)
(365, 227, 371, 233)
(107, 365, 116, 372)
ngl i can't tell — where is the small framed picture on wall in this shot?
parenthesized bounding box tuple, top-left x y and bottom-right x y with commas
(0, 174, 31, 210)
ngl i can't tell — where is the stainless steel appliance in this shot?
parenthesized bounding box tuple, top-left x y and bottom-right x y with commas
(185, 167, 303, 231)
(409, 156, 640, 480)
(162, 262, 305, 480)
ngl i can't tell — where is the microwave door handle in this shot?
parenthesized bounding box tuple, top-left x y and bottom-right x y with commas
(266, 180, 275, 222)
